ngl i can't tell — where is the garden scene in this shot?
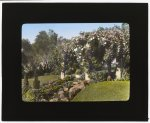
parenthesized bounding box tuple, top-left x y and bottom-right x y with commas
(22, 23, 130, 102)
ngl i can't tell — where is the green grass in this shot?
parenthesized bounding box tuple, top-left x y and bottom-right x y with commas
(22, 75, 60, 87)
(72, 81, 130, 101)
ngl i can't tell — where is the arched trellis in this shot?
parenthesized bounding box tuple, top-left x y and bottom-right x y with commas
(60, 25, 129, 80)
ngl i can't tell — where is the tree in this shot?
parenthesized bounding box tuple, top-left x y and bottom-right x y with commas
(22, 24, 130, 81)
(48, 29, 58, 46)
(32, 30, 59, 74)
(33, 31, 50, 56)
(72, 25, 129, 80)
(117, 23, 130, 79)
(22, 39, 32, 65)
(60, 39, 79, 78)
(22, 39, 33, 77)
(22, 39, 38, 94)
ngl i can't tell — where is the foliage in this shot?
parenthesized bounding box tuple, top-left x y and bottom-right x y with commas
(61, 41, 79, 76)
(40, 86, 52, 95)
(22, 39, 35, 76)
(63, 75, 74, 82)
(75, 69, 82, 74)
(22, 30, 61, 78)
(32, 73, 40, 89)
(51, 85, 61, 92)
(117, 70, 130, 81)
(44, 73, 50, 76)
(72, 23, 130, 79)
(22, 23, 130, 81)
(89, 71, 107, 81)
(54, 78, 65, 84)
(22, 24, 130, 102)
(22, 39, 32, 65)
(22, 89, 36, 102)
(33, 79, 40, 89)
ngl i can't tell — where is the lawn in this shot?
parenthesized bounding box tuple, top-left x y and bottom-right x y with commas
(72, 81, 130, 101)
(22, 74, 60, 87)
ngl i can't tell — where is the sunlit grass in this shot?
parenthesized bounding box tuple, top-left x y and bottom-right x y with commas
(72, 81, 130, 101)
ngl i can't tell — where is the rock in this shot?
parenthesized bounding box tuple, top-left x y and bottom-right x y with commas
(69, 87, 80, 99)
(48, 81, 53, 84)
(69, 87, 79, 99)
(63, 87, 68, 92)
(58, 90, 64, 94)
(60, 98, 69, 102)
(107, 75, 112, 81)
(49, 98, 59, 102)
(40, 99, 47, 102)
(83, 80, 90, 86)
(73, 82, 78, 85)
(58, 91, 65, 99)
(77, 82, 85, 90)
(69, 83, 85, 99)
(53, 92, 57, 96)
(75, 74, 82, 79)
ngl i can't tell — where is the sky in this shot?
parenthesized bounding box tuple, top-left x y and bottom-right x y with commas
(22, 23, 122, 43)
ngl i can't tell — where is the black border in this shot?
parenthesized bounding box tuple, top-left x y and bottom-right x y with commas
(2, 3, 148, 121)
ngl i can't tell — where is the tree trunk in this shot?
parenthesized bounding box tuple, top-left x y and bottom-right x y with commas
(107, 61, 112, 76)
(61, 70, 65, 79)
(120, 58, 123, 79)
(22, 72, 29, 93)
(88, 60, 92, 72)
(24, 72, 29, 88)
(61, 52, 67, 79)
(85, 72, 90, 81)
(33, 69, 40, 89)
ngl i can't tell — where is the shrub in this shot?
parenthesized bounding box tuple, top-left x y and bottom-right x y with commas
(50, 69, 60, 75)
(63, 81, 73, 88)
(116, 71, 130, 81)
(75, 69, 82, 74)
(89, 71, 107, 82)
(64, 75, 74, 81)
(39, 84, 61, 100)
(44, 73, 50, 76)
(52, 85, 61, 92)
(55, 79, 65, 84)
(40, 85, 52, 95)
(22, 89, 36, 102)
(65, 68, 75, 75)
(33, 79, 40, 89)
(80, 73, 85, 80)
(123, 72, 130, 81)
(22, 74, 30, 94)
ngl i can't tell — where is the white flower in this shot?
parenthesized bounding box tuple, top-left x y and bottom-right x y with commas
(78, 56, 81, 59)
(112, 58, 116, 64)
(74, 48, 77, 52)
(86, 43, 90, 48)
(102, 37, 106, 41)
(89, 38, 93, 41)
